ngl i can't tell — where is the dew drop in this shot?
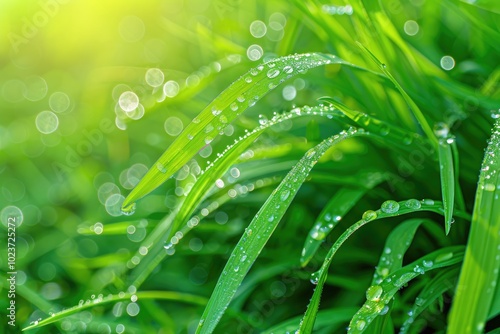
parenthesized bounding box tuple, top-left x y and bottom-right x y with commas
(366, 285, 383, 301)
(362, 210, 377, 221)
(267, 69, 280, 78)
(404, 199, 421, 210)
(433, 122, 449, 139)
(356, 320, 366, 330)
(422, 199, 435, 205)
(435, 252, 453, 263)
(280, 189, 291, 201)
(381, 200, 400, 214)
(283, 65, 293, 74)
(422, 260, 433, 268)
(310, 271, 320, 285)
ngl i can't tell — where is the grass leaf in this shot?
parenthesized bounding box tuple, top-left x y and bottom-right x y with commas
(22, 291, 207, 331)
(448, 119, 500, 333)
(437, 137, 456, 234)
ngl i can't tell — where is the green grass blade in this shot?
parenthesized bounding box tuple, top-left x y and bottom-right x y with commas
(195, 128, 367, 334)
(348, 246, 464, 333)
(448, 119, 500, 333)
(298, 199, 451, 333)
(22, 291, 207, 331)
(400, 266, 460, 334)
(301, 184, 381, 267)
(437, 135, 455, 235)
(122, 53, 354, 210)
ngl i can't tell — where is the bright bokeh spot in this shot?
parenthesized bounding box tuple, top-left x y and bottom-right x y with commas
(49, 92, 71, 113)
(404, 20, 419, 36)
(35, 111, 59, 134)
(164, 116, 184, 136)
(250, 20, 267, 38)
(119, 91, 139, 112)
(440, 56, 456, 70)
(145, 68, 164, 87)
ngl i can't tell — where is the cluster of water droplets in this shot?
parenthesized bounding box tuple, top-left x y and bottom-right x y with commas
(480, 118, 500, 194)
(204, 53, 337, 138)
(434, 122, 455, 145)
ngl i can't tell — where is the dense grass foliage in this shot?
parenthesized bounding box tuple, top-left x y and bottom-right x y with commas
(1, 0, 499, 333)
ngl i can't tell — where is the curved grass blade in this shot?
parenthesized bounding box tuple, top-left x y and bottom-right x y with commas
(122, 53, 355, 210)
(126, 106, 343, 288)
(399, 266, 460, 334)
(301, 180, 384, 267)
(195, 128, 369, 334)
(298, 199, 464, 333)
(348, 246, 464, 333)
(437, 137, 455, 235)
(22, 291, 207, 331)
(448, 119, 500, 334)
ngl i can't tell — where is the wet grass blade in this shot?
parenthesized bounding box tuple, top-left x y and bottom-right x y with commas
(298, 199, 464, 333)
(122, 53, 356, 210)
(437, 139, 455, 235)
(22, 291, 207, 331)
(195, 128, 368, 334)
(448, 119, 500, 333)
(348, 246, 464, 333)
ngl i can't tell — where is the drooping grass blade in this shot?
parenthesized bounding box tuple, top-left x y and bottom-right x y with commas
(298, 199, 467, 333)
(22, 291, 207, 331)
(448, 118, 500, 333)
